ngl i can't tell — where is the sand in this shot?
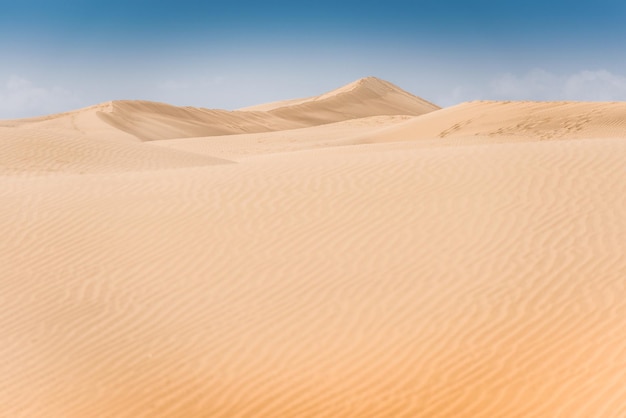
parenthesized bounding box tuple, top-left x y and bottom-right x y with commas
(2, 77, 626, 417)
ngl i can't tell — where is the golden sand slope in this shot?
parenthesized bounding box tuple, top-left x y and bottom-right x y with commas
(101, 77, 437, 141)
(2, 80, 626, 417)
(0, 77, 438, 143)
(154, 115, 415, 160)
(363, 100, 626, 144)
(154, 100, 626, 161)
(0, 128, 230, 176)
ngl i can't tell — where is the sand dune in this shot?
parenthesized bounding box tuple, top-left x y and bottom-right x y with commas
(2, 78, 626, 417)
(0, 128, 230, 176)
(361, 100, 626, 144)
(154, 115, 414, 160)
(155, 100, 626, 160)
(101, 77, 437, 141)
(1, 77, 438, 143)
(0, 102, 139, 143)
(240, 76, 439, 120)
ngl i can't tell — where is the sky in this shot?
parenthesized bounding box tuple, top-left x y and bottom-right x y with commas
(1, 0, 626, 118)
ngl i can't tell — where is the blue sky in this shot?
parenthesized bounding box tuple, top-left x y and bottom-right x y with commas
(1, 0, 626, 118)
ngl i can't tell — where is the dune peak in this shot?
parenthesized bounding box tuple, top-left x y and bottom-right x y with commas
(342, 76, 398, 90)
(241, 76, 439, 115)
(314, 76, 419, 100)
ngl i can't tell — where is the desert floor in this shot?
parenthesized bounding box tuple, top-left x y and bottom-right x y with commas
(2, 77, 626, 417)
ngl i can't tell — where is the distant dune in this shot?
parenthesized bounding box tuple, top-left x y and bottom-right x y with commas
(2, 78, 626, 417)
(1, 77, 438, 142)
(361, 99, 626, 143)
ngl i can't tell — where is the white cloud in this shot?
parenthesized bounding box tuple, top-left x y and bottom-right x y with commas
(489, 69, 560, 100)
(436, 85, 482, 107)
(441, 69, 626, 105)
(563, 70, 626, 101)
(0, 76, 79, 119)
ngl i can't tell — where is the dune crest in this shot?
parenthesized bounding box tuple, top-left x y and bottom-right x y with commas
(361, 100, 626, 144)
(1, 77, 439, 142)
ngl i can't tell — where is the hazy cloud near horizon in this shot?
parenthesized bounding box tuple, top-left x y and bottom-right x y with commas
(0, 76, 80, 119)
(4, 69, 626, 119)
(489, 69, 626, 102)
(435, 69, 626, 107)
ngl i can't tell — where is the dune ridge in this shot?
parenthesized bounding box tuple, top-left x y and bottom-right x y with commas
(1, 77, 439, 143)
(361, 100, 626, 144)
(99, 77, 439, 141)
(2, 77, 626, 417)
